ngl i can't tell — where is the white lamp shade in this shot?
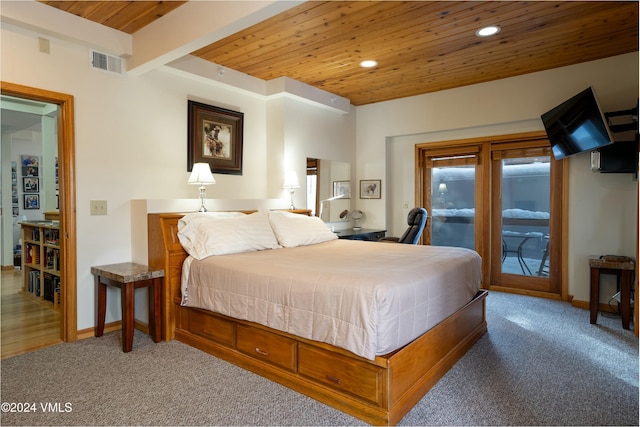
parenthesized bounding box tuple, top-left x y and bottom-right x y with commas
(188, 163, 216, 185)
(283, 170, 300, 189)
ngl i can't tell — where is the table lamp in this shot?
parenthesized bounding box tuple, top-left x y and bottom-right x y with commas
(283, 171, 300, 209)
(188, 163, 216, 212)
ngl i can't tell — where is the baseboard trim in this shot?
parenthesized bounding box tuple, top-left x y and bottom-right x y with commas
(572, 299, 619, 314)
(76, 320, 150, 340)
(487, 286, 562, 300)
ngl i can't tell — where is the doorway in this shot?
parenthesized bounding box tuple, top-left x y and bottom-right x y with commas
(1, 82, 77, 350)
(417, 132, 567, 299)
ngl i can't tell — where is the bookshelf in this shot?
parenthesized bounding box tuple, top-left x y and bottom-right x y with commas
(20, 221, 61, 311)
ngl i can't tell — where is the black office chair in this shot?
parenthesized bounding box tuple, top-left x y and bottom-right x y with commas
(379, 207, 428, 244)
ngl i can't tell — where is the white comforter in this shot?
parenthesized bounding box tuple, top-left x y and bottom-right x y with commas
(181, 239, 481, 360)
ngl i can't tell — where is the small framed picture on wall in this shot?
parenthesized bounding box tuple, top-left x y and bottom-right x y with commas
(24, 194, 40, 209)
(360, 179, 381, 199)
(23, 177, 39, 193)
(333, 181, 351, 199)
(22, 166, 38, 177)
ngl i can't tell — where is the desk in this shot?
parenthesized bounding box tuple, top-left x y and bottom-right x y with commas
(335, 228, 386, 241)
(589, 255, 635, 330)
(92, 262, 164, 352)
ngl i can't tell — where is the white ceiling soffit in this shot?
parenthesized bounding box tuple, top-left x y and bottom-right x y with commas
(165, 56, 350, 114)
(1, 95, 58, 133)
(1, 95, 57, 116)
(265, 77, 351, 114)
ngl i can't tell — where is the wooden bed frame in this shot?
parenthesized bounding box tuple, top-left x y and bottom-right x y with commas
(148, 212, 488, 425)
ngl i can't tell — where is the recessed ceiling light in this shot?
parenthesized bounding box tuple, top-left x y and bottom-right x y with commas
(476, 25, 501, 37)
(359, 60, 378, 68)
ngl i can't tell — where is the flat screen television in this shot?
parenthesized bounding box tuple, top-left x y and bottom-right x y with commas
(541, 87, 614, 160)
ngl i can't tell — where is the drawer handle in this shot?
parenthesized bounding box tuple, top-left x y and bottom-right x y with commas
(326, 375, 341, 385)
(255, 347, 269, 357)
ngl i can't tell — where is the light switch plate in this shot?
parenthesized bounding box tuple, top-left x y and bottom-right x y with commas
(90, 200, 107, 215)
(38, 37, 50, 54)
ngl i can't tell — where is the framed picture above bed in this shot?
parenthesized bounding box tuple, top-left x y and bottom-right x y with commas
(187, 100, 244, 175)
(360, 179, 381, 199)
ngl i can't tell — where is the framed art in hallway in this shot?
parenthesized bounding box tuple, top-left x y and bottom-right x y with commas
(23, 194, 39, 209)
(22, 166, 38, 177)
(20, 155, 39, 168)
(187, 100, 244, 175)
(22, 177, 39, 193)
(360, 179, 381, 199)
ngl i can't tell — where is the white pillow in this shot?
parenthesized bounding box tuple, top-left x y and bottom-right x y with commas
(177, 212, 245, 250)
(268, 211, 338, 247)
(177, 211, 280, 259)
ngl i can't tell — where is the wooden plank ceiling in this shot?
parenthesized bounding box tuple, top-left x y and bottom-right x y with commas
(39, 1, 188, 34)
(40, 1, 639, 106)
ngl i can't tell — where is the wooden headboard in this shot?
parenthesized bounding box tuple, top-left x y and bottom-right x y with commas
(147, 209, 311, 340)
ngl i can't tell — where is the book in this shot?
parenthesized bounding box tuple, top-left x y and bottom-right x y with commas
(44, 229, 59, 245)
(25, 244, 33, 264)
(44, 273, 53, 302)
(29, 270, 40, 296)
(45, 248, 60, 270)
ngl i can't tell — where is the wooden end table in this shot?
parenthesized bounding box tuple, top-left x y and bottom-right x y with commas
(92, 262, 164, 352)
(589, 255, 635, 330)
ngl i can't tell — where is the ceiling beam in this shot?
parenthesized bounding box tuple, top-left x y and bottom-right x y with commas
(127, 0, 305, 76)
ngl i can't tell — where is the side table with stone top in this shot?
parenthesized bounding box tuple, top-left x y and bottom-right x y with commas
(91, 262, 164, 352)
(589, 255, 635, 330)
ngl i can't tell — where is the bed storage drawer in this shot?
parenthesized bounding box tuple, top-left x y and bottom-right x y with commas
(236, 324, 296, 372)
(186, 309, 234, 347)
(298, 344, 384, 405)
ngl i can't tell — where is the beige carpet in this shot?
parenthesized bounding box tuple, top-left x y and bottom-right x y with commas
(1, 291, 638, 426)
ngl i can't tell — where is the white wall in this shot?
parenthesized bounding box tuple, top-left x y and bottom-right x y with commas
(1, 23, 355, 330)
(356, 52, 639, 303)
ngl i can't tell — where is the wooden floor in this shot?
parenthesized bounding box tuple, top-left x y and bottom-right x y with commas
(1, 268, 62, 359)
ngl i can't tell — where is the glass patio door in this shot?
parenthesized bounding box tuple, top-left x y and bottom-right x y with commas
(431, 164, 476, 249)
(499, 157, 550, 276)
(418, 133, 565, 298)
(490, 143, 562, 295)
(422, 147, 482, 250)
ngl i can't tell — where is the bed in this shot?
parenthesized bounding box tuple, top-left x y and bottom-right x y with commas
(148, 210, 487, 425)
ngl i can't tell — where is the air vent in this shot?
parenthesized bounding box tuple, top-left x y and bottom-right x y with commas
(90, 50, 125, 76)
